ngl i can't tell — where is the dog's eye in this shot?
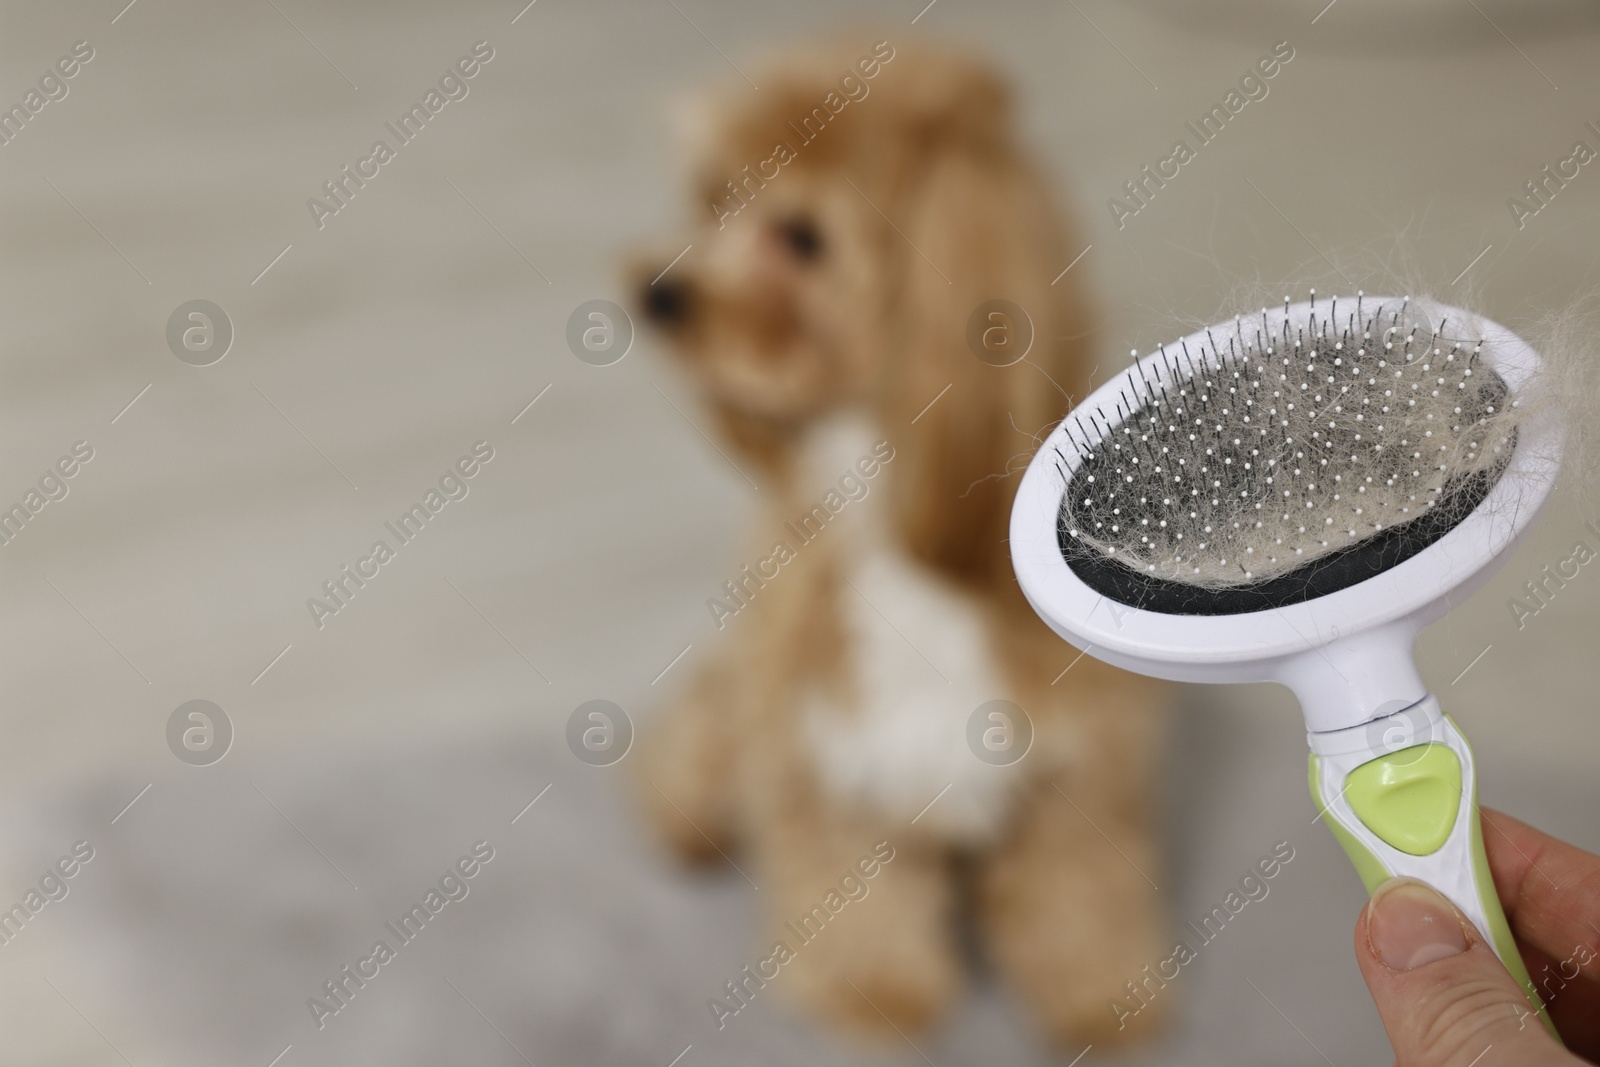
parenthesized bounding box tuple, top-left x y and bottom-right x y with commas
(778, 216, 823, 262)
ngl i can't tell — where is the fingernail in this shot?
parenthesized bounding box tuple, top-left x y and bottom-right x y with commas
(1367, 879, 1470, 972)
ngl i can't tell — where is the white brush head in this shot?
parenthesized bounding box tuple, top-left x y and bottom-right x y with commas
(1010, 295, 1563, 732)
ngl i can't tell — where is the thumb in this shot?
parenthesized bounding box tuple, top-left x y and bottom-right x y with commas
(1354, 878, 1567, 1066)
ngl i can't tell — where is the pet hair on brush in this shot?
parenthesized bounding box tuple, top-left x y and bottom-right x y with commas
(1054, 291, 1527, 614)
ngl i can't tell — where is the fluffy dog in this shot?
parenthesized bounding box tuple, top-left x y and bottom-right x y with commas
(629, 37, 1169, 1048)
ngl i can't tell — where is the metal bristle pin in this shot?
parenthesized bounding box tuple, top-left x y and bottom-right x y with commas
(1057, 292, 1518, 587)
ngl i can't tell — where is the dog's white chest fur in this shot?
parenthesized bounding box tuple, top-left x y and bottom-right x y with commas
(798, 424, 1018, 843)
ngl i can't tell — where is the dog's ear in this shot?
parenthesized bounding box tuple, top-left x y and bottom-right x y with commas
(876, 135, 1095, 590)
(885, 46, 1011, 149)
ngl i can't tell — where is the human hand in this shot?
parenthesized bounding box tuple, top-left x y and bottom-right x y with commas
(1354, 808, 1600, 1064)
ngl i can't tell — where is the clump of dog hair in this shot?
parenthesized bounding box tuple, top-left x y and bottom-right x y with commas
(1195, 262, 1600, 509)
(1058, 292, 1525, 587)
(1519, 290, 1600, 514)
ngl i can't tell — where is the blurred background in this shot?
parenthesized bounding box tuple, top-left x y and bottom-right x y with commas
(2, 0, 1598, 1063)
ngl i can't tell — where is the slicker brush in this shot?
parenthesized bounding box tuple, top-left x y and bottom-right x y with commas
(1011, 293, 1564, 1038)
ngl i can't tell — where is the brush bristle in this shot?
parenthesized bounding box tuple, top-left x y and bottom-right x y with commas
(1058, 293, 1520, 588)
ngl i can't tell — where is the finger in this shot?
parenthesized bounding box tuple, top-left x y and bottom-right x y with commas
(1480, 809, 1600, 986)
(1354, 878, 1569, 1066)
(1521, 940, 1600, 1055)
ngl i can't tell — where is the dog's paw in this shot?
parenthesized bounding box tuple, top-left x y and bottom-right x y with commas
(637, 775, 731, 865)
(779, 918, 962, 1040)
(633, 715, 740, 865)
(1028, 951, 1173, 1051)
(987, 892, 1174, 1049)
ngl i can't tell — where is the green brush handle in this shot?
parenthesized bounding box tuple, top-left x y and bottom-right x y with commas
(1307, 698, 1558, 1040)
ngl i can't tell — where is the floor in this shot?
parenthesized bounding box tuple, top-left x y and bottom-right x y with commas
(1, 0, 1598, 1064)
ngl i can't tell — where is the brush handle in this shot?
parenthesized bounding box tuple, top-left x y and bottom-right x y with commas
(1307, 697, 1556, 1038)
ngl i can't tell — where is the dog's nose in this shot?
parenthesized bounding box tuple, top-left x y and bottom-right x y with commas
(640, 276, 691, 329)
